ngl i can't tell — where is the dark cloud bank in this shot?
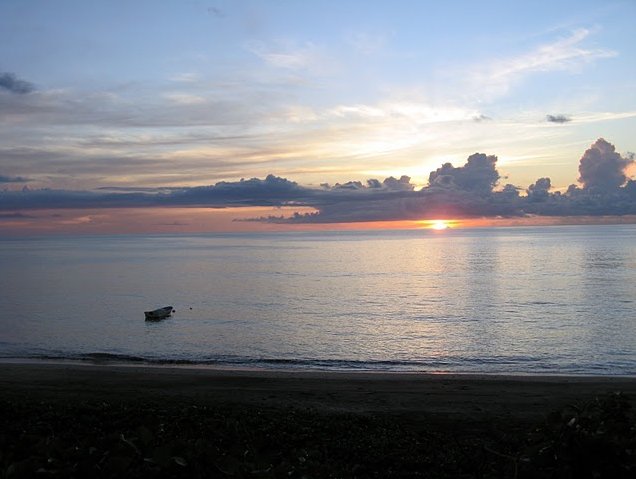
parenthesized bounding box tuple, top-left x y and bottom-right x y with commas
(0, 72, 35, 95)
(0, 175, 30, 183)
(1, 139, 635, 224)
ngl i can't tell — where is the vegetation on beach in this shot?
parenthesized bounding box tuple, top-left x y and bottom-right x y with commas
(1, 392, 634, 478)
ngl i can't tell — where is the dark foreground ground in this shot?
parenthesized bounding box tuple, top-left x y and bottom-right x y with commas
(1, 363, 635, 478)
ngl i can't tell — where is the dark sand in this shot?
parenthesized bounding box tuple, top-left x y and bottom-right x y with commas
(2, 363, 635, 477)
(2, 363, 636, 419)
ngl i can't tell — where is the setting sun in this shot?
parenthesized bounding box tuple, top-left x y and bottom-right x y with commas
(431, 220, 450, 230)
(417, 219, 459, 230)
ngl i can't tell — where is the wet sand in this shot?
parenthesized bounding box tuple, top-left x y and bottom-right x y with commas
(1, 362, 635, 419)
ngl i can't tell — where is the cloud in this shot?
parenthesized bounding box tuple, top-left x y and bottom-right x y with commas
(247, 41, 325, 71)
(169, 72, 201, 83)
(207, 6, 225, 18)
(575, 111, 636, 123)
(0, 174, 30, 183)
(0, 188, 158, 210)
(0, 212, 34, 220)
(0, 87, 274, 129)
(96, 186, 183, 193)
(0, 72, 35, 94)
(382, 175, 415, 191)
(0, 175, 314, 210)
(546, 114, 571, 124)
(163, 92, 207, 105)
(492, 29, 615, 79)
(170, 174, 311, 207)
(346, 31, 388, 56)
(2, 139, 635, 223)
(428, 153, 500, 194)
(154, 221, 190, 226)
(578, 138, 634, 191)
(526, 177, 551, 200)
(329, 102, 480, 124)
(470, 29, 616, 100)
(254, 139, 636, 223)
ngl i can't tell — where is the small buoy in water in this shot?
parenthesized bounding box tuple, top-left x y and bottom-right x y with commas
(189, 307, 193, 310)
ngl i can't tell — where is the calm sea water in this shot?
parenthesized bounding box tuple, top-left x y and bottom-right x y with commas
(1, 225, 635, 375)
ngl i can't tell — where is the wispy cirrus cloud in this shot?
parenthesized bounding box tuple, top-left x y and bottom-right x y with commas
(169, 72, 201, 83)
(329, 102, 481, 124)
(469, 29, 617, 100)
(162, 92, 207, 105)
(346, 31, 389, 56)
(494, 29, 614, 76)
(0, 87, 275, 129)
(574, 111, 636, 123)
(246, 40, 330, 72)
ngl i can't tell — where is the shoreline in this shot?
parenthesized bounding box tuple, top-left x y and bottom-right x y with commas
(2, 356, 635, 379)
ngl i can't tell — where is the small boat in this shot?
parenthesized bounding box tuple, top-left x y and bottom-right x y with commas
(144, 306, 174, 321)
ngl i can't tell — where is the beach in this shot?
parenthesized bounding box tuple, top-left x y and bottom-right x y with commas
(2, 363, 635, 477)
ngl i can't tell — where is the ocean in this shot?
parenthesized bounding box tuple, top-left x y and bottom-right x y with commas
(1, 225, 635, 375)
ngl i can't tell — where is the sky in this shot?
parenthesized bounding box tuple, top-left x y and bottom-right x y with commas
(1, 0, 635, 234)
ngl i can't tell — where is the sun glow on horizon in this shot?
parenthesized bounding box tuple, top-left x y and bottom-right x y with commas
(431, 220, 449, 230)
(421, 219, 457, 230)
